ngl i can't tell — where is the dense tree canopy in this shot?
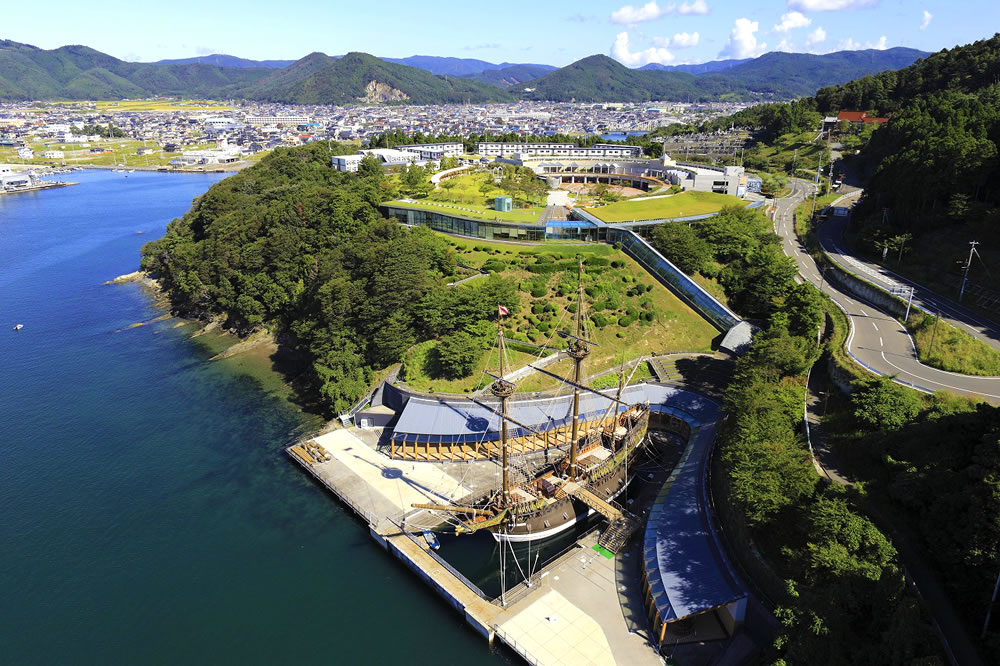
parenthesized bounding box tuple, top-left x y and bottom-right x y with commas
(142, 143, 516, 413)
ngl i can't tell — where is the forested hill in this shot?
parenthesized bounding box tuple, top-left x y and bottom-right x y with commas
(518, 48, 927, 102)
(818, 34, 1000, 228)
(0, 40, 511, 103)
(140, 144, 518, 413)
(0, 40, 269, 100)
(245, 52, 511, 104)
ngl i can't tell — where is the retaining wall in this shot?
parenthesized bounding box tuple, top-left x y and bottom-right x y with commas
(821, 254, 908, 318)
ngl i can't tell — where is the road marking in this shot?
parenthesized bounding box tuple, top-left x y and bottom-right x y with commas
(879, 336, 883, 346)
(872, 322, 880, 332)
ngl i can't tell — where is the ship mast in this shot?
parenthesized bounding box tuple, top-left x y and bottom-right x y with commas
(491, 306, 515, 506)
(566, 257, 591, 480)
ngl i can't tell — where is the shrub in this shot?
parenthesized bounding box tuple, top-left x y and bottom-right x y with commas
(531, 285, 547, 298)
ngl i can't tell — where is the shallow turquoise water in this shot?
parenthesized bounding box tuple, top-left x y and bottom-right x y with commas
(0, 171, 507, 664)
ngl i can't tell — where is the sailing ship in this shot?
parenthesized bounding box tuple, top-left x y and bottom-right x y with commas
(414, 262, 650, 543)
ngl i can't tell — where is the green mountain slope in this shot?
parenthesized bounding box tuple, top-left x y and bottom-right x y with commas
(521, 49, 928, 102)
(0, 40, 267, 100)
(459, 64, 556, 87)
(519, 55, 714, 102)
(245, 52, 512, 104)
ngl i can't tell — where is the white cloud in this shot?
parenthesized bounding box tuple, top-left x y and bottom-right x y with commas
(611, 1, 669, 24)
(610, 0, 708, 24)
(806, 27, 827, 46)
(611, 31, 675, 66)
(787, 0, 877, 11)
(837, 35, 888, 50)
(653, 31, 700, 48)
(776, 39, 794, 52)
(920, 10, 932, 30)
(678, 0, 709, 15)
(774, 11, 811, 32)
(719, 18, 767, 59)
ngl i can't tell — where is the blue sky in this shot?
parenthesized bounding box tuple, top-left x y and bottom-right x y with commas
(3, 0, 997, 67)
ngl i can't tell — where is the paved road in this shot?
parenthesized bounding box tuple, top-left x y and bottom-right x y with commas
(818, 205, 1000, 354)
(772, 180, 1000, 403)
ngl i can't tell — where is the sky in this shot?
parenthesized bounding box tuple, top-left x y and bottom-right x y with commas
(2, 0, 997, 67)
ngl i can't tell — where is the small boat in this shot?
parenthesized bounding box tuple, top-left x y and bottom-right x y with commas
(13, 324, 23, 331)
(422, 530, 441, 550)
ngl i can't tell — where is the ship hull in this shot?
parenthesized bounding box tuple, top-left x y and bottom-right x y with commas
(492, 474, 633, 543)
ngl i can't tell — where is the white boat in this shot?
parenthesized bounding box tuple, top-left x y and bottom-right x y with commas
(13, 324, 23, 331)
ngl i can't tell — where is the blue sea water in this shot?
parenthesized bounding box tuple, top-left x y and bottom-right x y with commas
(0, 171, 507, 664)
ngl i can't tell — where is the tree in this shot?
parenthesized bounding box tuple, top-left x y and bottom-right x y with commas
(436, 331, 480, 379)
(357, 154, 384, 181)
(851, 376, 921, 432)
(651, 223, 711, 274)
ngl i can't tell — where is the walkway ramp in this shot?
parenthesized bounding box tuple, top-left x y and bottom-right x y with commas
(562, 482, 622, 521)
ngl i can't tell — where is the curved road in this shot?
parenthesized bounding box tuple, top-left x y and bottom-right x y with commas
(773, 180, 1000, 403)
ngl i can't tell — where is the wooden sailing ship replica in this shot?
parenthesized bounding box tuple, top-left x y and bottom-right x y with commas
(414, 264, 650, 543)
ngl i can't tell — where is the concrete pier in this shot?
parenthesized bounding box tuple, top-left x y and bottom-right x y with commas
(286, 384, 737, 666)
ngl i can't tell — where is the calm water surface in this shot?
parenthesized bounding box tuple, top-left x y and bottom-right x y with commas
(0, 171, 507, 664)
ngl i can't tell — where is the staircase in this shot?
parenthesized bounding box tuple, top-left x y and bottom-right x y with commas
(598, 514, 641, 554)
(562, 481, 640, 554)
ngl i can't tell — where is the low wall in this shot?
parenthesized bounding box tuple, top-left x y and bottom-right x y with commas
(821, 254, 908, 318)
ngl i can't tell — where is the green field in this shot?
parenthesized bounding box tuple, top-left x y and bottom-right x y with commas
(385, 198, 543, 224)
(399, 234, 719, 394)
(50, 99, 234, 112)
(386, 171, 546, 224)
(582, 190, 744, 223)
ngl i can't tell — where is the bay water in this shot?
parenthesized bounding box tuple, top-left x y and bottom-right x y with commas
(0, 171, 508, 664)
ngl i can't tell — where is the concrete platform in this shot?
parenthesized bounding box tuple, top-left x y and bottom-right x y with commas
(494, 532, 663, 666)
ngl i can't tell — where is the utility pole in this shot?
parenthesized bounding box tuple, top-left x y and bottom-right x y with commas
(928, 309, 941, 356)
(958, 240, 980, 302)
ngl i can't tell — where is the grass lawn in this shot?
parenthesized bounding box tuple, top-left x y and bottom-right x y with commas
(385, 198, 543, 224)
(744, 130, 830, 176)
(794, 192, 840, 240)
(905, 313, 1000, 376)
(583, 190, 744, 223)
(387, 171, 546, 224)
(398, 233, 719, 394)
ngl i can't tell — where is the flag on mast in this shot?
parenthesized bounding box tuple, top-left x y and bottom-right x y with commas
(498, 304, 510, 316)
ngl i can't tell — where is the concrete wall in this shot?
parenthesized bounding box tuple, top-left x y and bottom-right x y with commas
(821, 254, 908, 318)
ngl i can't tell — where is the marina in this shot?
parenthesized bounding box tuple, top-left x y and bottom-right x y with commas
(287, 375, 754, 664)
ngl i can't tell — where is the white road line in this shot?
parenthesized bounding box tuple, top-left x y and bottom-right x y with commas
(879, 336, 883, 346)
(872, 322, 880, 332)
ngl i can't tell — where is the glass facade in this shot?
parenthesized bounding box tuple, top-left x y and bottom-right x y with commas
(384, 206, 547, 241)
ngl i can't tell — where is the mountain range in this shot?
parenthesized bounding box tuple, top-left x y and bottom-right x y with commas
(0, 38, 929, 104)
